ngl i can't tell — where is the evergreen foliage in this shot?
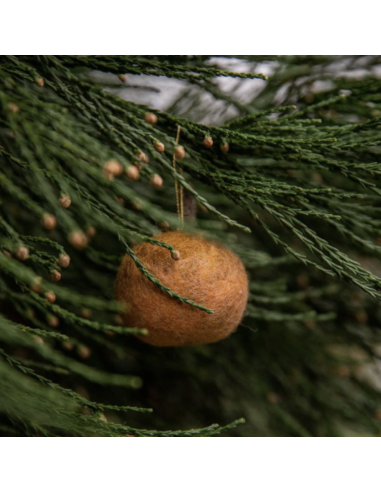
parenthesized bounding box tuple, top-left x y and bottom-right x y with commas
(1, 55, 381, 436)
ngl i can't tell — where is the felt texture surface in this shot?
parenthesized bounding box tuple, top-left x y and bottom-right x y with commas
(115, 231, 248, 347)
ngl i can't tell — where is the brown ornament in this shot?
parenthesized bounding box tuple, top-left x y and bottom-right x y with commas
(145, 112, 158, 125)
(126, 166, 140, 181)
(118, 74, 127, 83)
(150, 174, 163, 188)
(115, 231, 248, 347)
(154, 141, 165, 153)
(36, 78, 45, 87)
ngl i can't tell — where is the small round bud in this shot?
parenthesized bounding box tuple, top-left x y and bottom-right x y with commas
(8, 103, 19, 114)
(48, 315, 60, 328)
(34, 336, 44, 345)
(132, 201, 142, 211)
(115, 197, 125, 206)
(58, 254, 70, 268)
(15, 246, 29, 261)
(41, 214, 57, 230)
(45, 291, 56, 303)
(36, 78, 44, 87)
(68, 231, 88, 250)
(203, 136, 213, 148)
(154, 141, 165, 153)
(86, 226, 96, 238)
(59, 194, 71, 208)
(171, 250, 181, 261)
(78, 345, 91, 360)
(220, 142, 229, 154)
(118, 74, 127, 83)
(63, 341, 74, 351)
(31, 277, 43, 294)
(160, 221, 170, 230)
(81, 308, 92, 319)
(145, 112, 158, 125)
(126, 166, 140, 181)
(150, 175, 163, 188)
(136, 152, 149, 164)
(98, 413, 108, 422)
(50, 270, 61, 282)
(104, 159, 123, 179)
(174, 146, 185, 160)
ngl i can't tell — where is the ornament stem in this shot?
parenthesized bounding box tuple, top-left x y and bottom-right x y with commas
(173, 125, 184, 228)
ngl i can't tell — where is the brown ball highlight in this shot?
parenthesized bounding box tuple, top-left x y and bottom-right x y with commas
(115, 231, 248, 347)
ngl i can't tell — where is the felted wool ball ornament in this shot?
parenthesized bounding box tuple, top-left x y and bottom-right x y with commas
(115, 231, 248, 347)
